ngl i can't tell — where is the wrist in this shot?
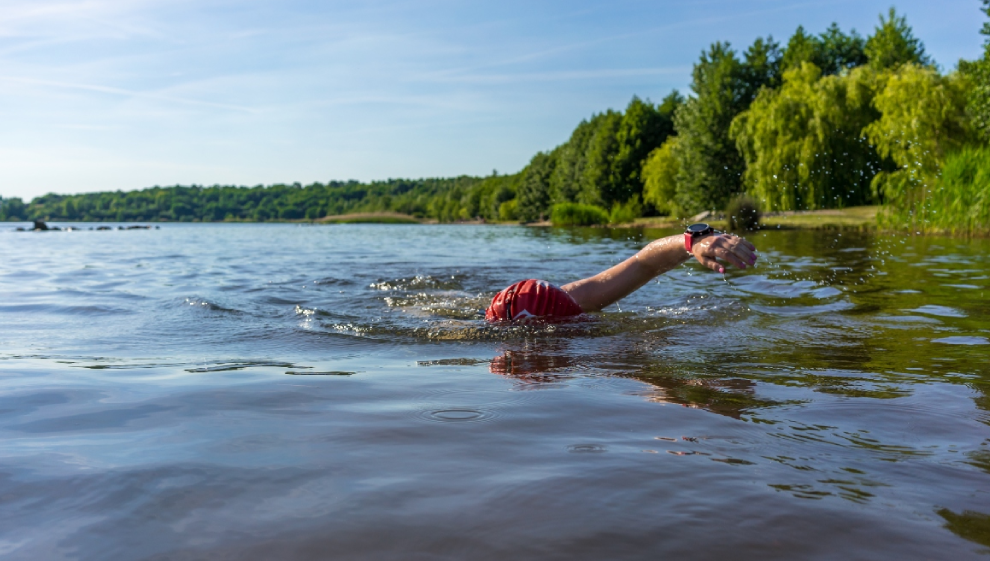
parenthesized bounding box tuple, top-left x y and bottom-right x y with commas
(684, 223, 718, 253)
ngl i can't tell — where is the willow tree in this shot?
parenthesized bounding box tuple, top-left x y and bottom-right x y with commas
(730, 63, 882, 211)
(864, 65, 970, 230)
(641, 137, 680, 216)
(962, 0, 990, 143)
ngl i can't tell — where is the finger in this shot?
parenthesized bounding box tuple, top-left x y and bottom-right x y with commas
(696, 255, 723, 273)
(728, 242, 757, 266)
(727, 235, 756, 251)
(712, 247, 748, 269)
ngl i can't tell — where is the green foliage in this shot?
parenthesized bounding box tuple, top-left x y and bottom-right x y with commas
(579, 110, 623, 206)
(498, 198, 519, 222)
(865, 8, 931, 70)
(8, 177, 517, 224)
(549, 203, 609, 226)
(548, 117, 599, 204)
(609, 96, 680, 207)
(865, 64, 970, 230)
(516, 151, 556, 222)
(782, 23, 866, 76)
(515, 92, 679, 219)
(673, 42, 746, 214)
(608, 197, 642, 225)
(323, 214, 420, 224)
(673, 38, 781, 215)
(961, 1, 990, 144)
(731, 63, 884, 210)
(962, 54, 990, 144)
(641, 137, 680, 216)
(927, 145, 990, 233)
(725, 194, 762, 231)
(0, 197, 26, 221)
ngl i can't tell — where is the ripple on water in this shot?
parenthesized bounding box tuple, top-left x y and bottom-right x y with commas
(750, 301, 855, 316)
(932, 336, 989, 346)
(419, 408, 496, 423)
(908, 305, 967, 318)
(568, 443, 607, 453)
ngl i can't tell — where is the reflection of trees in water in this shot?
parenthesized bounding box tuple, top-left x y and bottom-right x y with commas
(938, 508, 990, 550)
(488, 342, 778, 419)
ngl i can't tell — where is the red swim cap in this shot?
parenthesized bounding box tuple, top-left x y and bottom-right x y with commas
(485, 279, 584, 322)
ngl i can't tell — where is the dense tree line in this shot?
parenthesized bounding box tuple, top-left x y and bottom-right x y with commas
(3, 5, 989, 233)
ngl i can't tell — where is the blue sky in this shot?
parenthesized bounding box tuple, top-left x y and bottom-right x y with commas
(0, 0, 984, 200)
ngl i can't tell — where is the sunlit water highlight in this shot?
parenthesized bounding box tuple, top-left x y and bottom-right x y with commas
(1, 223, 988, 559)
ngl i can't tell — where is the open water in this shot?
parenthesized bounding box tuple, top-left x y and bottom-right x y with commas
(1, 223, 989, 560)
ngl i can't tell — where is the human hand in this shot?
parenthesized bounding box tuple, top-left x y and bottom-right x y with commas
(691, 234, 757, 273)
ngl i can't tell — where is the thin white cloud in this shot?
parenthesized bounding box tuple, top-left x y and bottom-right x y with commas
(0, 76, 257, 113)
(427, 67, 693, 85)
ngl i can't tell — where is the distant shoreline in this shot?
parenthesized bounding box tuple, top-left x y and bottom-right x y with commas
(16, 206, 980, 235)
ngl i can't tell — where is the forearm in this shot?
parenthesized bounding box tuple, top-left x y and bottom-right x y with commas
(560, 235, 690, 312)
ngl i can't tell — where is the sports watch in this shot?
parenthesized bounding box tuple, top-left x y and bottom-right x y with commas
(684, 223, 715, 253)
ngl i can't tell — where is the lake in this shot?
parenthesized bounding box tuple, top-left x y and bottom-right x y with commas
(1, 223, 988, 559)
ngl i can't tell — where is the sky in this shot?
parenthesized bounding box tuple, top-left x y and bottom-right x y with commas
(0, 0, 985, 200)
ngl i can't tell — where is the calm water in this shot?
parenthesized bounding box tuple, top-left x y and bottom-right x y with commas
(1, 223, 989, 560)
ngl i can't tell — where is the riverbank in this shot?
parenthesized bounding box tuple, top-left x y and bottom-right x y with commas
(621, 206, 878, 231)
(318, 212, 421, 224)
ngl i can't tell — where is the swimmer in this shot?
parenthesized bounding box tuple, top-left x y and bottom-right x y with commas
(486, 223, 757, 322)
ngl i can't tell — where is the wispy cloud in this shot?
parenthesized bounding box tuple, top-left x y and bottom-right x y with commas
(426, 67, 692, 85)
(0, 76, 257, 113)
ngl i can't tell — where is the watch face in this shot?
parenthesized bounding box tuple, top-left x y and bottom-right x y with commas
(687, 223, 711, 235)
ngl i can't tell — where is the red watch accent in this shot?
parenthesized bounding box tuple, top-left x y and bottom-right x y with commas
(684, 223, 715, 253)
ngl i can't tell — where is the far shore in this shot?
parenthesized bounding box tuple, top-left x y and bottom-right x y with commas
(21, 206, 974, 235)
(306, 206, 881, 231)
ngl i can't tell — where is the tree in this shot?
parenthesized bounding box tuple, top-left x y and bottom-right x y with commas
(674, 39, 774, 214)
(609, 94, 681, 208)
(549, 116, 600, 204)
(731, 63, 883, 210)
(865, 64, 969, 230)
(865, 8, 931, 70)
(961, 0, 990, 144)
(641, 137, 680, 216)
(516, 151, 557, 222)
(579, 110, 622, 207)
(782, 26, 818, 72)
(0, 197, 26, 221)
(817, 23, 867, 75)
(783, 24, 867, 76)
(741, 36, 782, 93)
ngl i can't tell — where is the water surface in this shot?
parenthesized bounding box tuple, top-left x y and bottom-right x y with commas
(1, 223, 989, 559)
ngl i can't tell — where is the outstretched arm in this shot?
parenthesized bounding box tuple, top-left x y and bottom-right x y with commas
(560, 233, 757, 313)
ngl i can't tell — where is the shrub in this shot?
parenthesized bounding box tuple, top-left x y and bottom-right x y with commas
(726, 194, 761, 231)
(641, 138, 680, 216)
(550, 203, 609, 226)
(498, 199, 519, 221)
(609, 197, 642, 225)
(929, 145, 990, 234)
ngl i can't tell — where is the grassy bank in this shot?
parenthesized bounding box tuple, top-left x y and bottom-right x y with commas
(615, 206, 878, 231)
(318, 212, 421, 224)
